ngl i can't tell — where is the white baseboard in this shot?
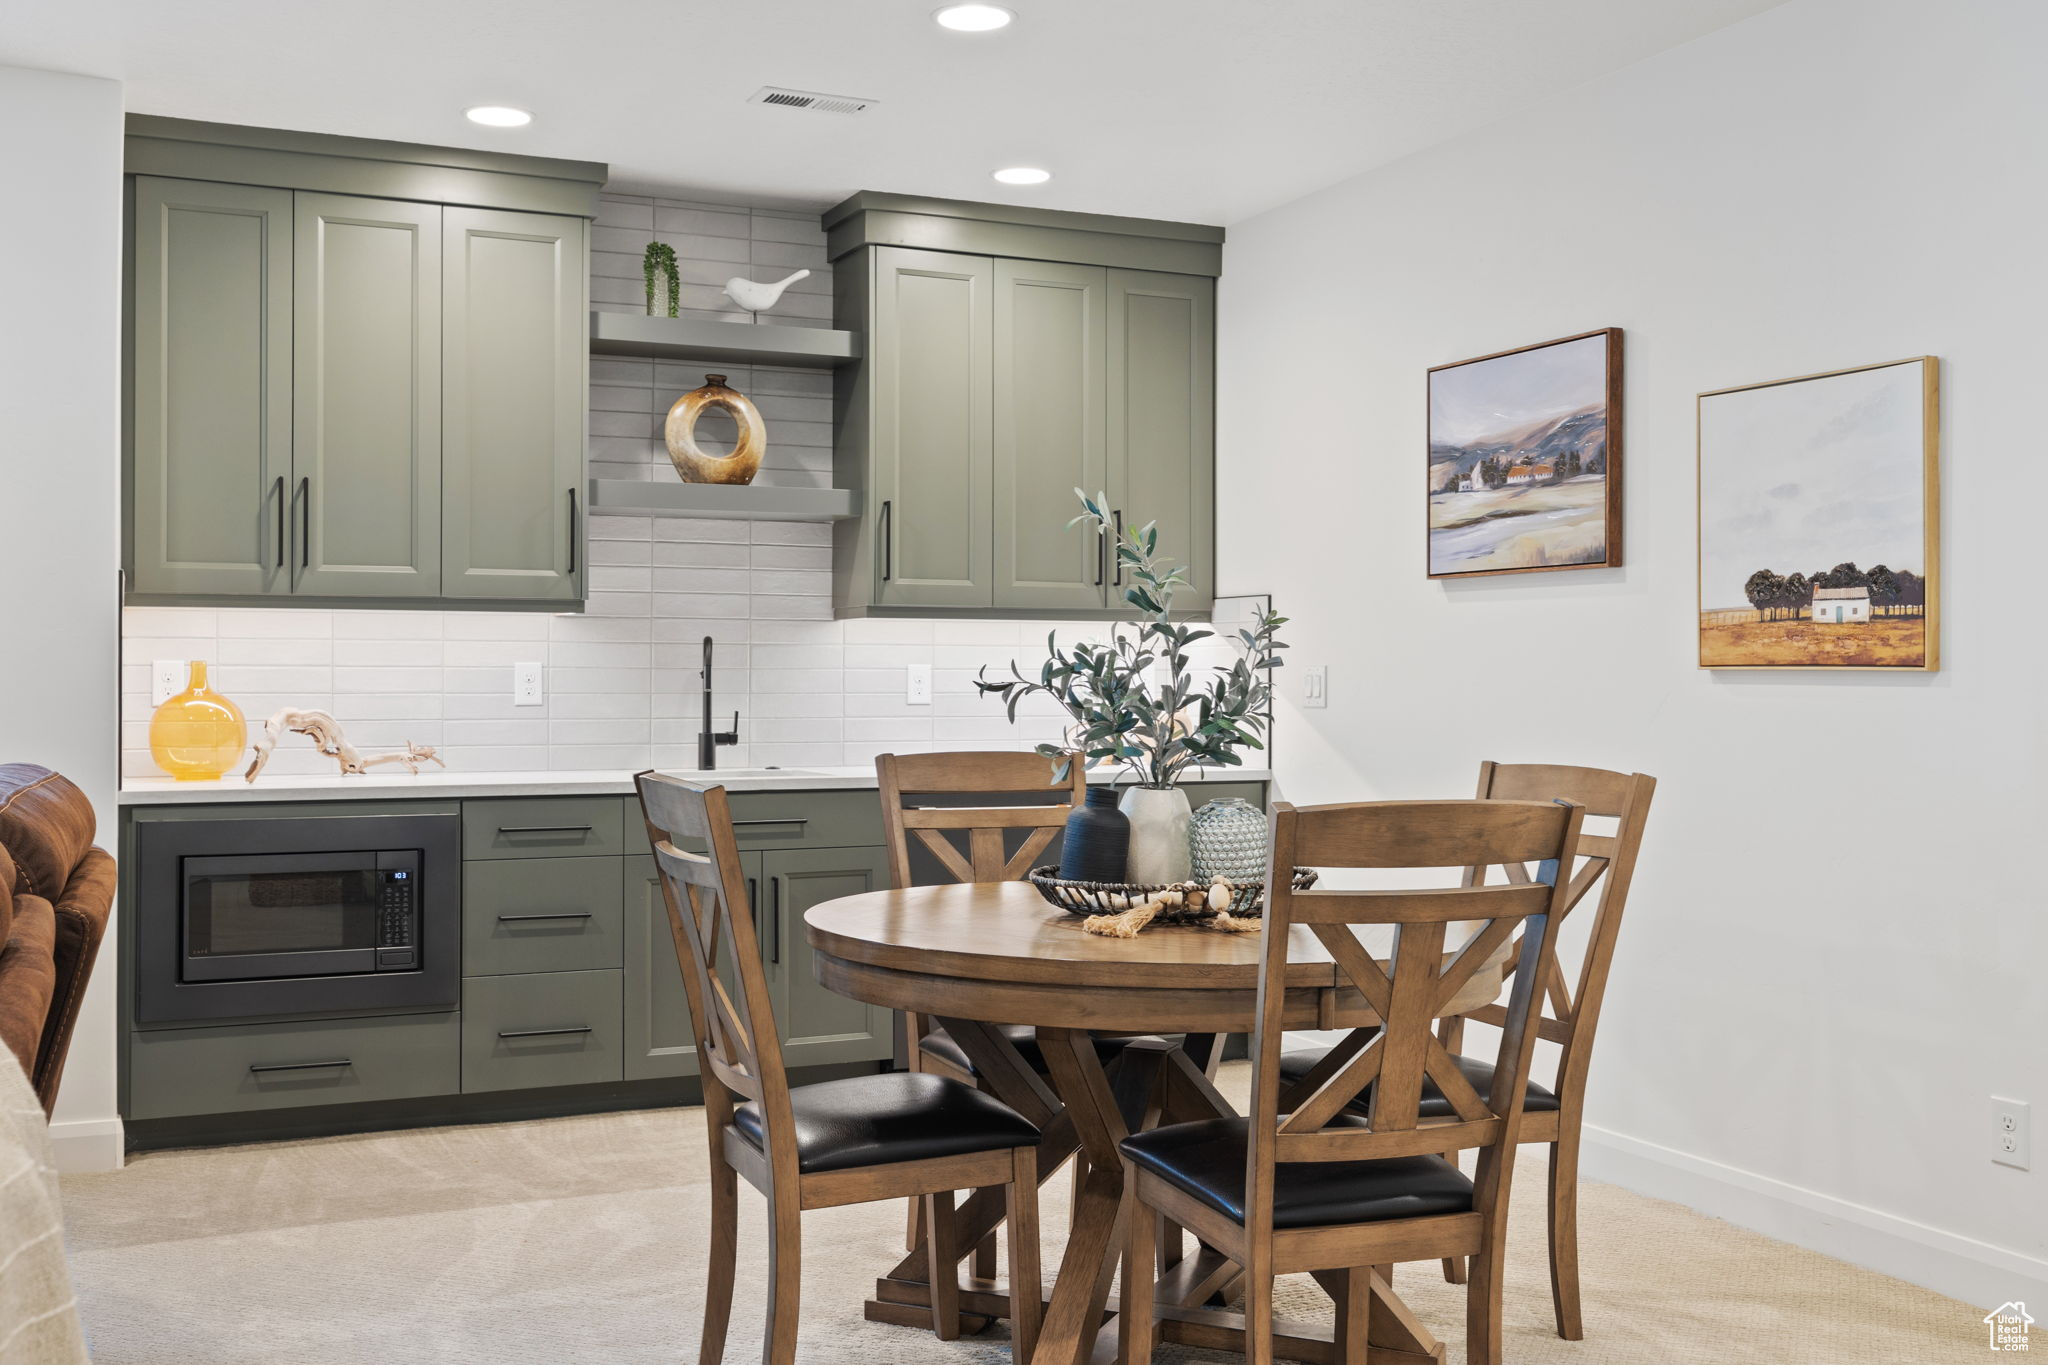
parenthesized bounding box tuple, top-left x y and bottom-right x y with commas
(47, 1117, 124, 1173)
(1581, 1121, 2048, 1311)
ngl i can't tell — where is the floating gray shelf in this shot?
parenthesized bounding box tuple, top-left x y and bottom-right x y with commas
(587, 479, 860, 522)
(588, 311, 859, 368)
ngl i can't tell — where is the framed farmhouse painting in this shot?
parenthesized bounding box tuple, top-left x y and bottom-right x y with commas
(1427, 328, 1623, 578)
(1697, 357, 1939, 670)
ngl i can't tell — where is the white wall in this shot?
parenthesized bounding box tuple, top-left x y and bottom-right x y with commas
(1219, 0, 2047, 1310)
(0, 66, 125, 1169)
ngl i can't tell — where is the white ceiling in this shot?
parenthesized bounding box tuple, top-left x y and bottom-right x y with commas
(4, 0, 1783, 224)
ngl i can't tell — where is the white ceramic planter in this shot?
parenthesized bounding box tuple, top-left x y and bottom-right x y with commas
(1119, 785, 1192, 883)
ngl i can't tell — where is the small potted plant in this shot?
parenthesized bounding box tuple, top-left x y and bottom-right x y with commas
(978, 492, 1287, 882)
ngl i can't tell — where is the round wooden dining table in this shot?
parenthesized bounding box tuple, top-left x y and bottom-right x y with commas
(806, 879, 1506, 1365)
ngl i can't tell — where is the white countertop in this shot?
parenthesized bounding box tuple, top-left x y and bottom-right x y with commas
(118, 764, 1275, 805)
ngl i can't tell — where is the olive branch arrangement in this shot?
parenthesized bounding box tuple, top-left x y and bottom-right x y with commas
(642, 242, 680, 318)
(976, 491, 1287, 789)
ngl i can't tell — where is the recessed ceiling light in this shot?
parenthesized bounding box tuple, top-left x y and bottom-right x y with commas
(465, 106, 532, 128)
(935, 4, 1014, 32)
(992, 166, 1050, 185)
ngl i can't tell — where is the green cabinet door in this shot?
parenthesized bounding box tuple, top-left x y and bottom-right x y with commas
(870, 247, 994, 608)
(292, 193, 442, 597)
(441, 208, 586, 602)
(763, 845, 895, 1068)
(622, 850, 766, 1081)
(128, 178, 293, 597)
(1108, 269, 1215, 614)
(993, 260, 1109, 610)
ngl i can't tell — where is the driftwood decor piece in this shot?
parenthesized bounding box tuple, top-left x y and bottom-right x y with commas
(244, 709, 444, 783)
(664, 373, 766, 485)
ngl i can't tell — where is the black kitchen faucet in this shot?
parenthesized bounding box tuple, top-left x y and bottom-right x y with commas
(698, 635, 740, 769)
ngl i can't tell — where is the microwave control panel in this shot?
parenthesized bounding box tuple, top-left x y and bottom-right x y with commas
(376, 868, 417, 970)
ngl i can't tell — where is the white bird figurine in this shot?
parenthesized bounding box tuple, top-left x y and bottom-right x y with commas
(722, 269, 811, 314)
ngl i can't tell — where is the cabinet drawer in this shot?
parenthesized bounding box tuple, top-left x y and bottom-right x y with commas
(128, 1012, 459, 1120)
(461, 970, 622, 1094)
(464, 797, 625, 859)
(624, 789, 884, 855)
(464, 857, 623, 976)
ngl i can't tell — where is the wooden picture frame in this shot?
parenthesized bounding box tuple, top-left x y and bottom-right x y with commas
(1427, 327, 1623, 579)
(1696, 357, 1940, 671)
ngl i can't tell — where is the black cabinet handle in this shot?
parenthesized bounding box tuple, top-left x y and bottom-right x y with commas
(567, 487, 578, 574)
(1112, 509, 1123, 586)
(496, 824, 594, 835)
(1095, 522, 1105, 587)
(497, 911, 594, 923)
(771, 875, 782, 964)
(879, 499, 892, 582)
(298, 477, 311, 569)
(273, 476, 286, 569)
(250, 1058, 350, 1074)
(497, 1026, 592, 1040)
(747, 876, 759, 933)
(731, 818, 808, 829)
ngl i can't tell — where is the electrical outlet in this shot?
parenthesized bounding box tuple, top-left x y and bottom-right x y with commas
(1303, 665, 1328, 708)
(151, 660, 187, 707)
(1993, 1097, 2031, 1170)
(513, 662, 545, 707)
(906, 663, 932, 705)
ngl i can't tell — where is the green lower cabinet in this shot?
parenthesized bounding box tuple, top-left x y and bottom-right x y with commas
(461, 969, 622, 1094)
(622, 845, 894, 1081)
(128, 1012, 460, 1120)
(463, 856, 623, 976)
(764, 846, 895, 1068)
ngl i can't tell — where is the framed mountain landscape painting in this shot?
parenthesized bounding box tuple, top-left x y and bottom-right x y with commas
(1697, 357, 1940, 670)
(1427, 328, 1623, 578)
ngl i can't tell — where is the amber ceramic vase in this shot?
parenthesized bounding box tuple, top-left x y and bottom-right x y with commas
(149, 660, 247, 781)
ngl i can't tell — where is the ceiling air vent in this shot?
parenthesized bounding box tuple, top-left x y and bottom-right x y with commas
(747, 86, 878, 116)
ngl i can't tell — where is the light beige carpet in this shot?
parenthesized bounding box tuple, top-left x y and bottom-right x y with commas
(59, 1073, 1984, 1363)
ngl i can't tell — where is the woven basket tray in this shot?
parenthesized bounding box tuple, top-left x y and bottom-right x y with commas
(1026, 866, 1319, 922)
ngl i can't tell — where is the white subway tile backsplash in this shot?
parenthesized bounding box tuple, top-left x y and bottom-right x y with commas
(120, 192, 1206, 780)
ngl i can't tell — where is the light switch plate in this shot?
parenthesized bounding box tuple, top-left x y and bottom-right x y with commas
(906, 663, 932, 705)
(151, 660, 187, 707)
(1303, 665, 1328, 708)
(514, 662, 545, 707)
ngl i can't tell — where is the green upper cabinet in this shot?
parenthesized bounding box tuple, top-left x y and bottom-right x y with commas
(827, 194, 1219, 620)
(292, 193, 443, 597)
(122, 118, 603, 608)
(128, 178, 294, 597)
(1109, 269, 1216, 615)
(867, 247, 995, 609)
(994, 260, 1109, 611)
(441, 208, 586, 601)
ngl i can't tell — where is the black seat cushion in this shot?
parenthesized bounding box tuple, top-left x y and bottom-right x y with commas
(732, 1071, 1039, 1174)
(1119, 1117, 1474, 1230)
(1278, 1047, 1560, 1120)
(920, 1024, 1153, 1076)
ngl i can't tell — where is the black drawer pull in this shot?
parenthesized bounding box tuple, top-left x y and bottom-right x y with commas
(497, 824, 595, 834)
(497, 912, 595, 923)
(497, 1026, 593, 1040)
(732, 818, 808, 829)
(250, 1058, 350, 1074)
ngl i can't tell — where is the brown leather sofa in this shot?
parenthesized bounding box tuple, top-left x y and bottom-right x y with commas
(0, 765, 114, 1113)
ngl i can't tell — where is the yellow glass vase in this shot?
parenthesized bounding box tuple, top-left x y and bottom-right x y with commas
(149, 660, 248, 781)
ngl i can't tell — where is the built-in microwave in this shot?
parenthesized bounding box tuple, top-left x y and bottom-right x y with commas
(134, 812, 460, 1025)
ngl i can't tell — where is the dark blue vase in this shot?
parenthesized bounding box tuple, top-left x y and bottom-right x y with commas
(1059, 784, 1130, 882)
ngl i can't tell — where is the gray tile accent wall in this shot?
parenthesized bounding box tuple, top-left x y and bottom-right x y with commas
(120, 194, 1218, 780)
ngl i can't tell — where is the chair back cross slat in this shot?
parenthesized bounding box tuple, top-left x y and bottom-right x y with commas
(1251, 798, 1584, 1212)
(879, 751, 1086, 889)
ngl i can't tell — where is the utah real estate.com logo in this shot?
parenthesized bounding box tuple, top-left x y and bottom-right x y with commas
(1986, 1302, 2033, 1352)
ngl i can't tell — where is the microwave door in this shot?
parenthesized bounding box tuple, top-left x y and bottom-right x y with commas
(182, 851, 385, 982)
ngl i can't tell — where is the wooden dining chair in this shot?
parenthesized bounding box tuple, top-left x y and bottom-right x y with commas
(1278, 760, 1655, 1341)
(636, 771, 1043, 1365)
(1120, 797, 1583, 1365)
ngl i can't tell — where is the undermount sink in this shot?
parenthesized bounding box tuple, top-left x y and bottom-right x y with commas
(662, 767, 826, 780)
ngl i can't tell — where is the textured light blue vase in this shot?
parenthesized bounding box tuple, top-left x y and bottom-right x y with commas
(1189, 797, 1269, 884)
